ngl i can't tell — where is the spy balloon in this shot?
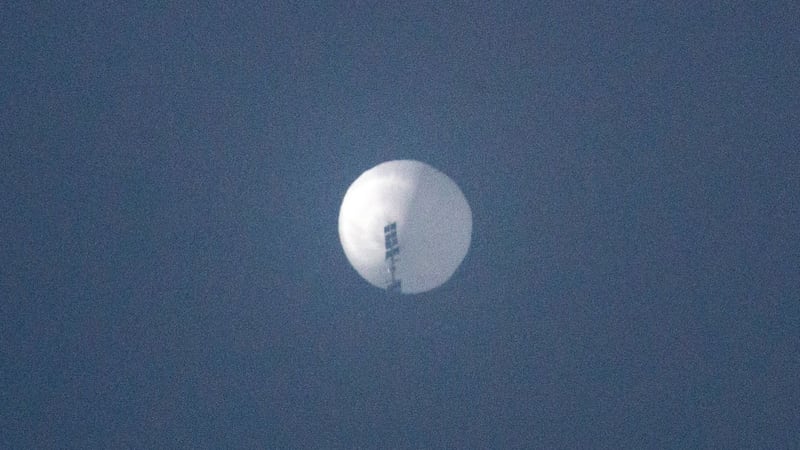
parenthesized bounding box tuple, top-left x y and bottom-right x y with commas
(338, 160, 472, 294)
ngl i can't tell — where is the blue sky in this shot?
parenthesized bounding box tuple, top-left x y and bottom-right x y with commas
(2, 2, 798, 447)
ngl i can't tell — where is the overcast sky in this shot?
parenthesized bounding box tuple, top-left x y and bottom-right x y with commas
(2, 2, 799, 447)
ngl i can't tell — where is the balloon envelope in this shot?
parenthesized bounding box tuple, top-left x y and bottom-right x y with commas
(338, 160, 472, 294)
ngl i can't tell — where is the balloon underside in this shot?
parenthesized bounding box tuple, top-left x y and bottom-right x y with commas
(338, 160, 472, 294)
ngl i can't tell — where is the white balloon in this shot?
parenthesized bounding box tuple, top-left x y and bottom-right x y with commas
(338, 160, 472, 294)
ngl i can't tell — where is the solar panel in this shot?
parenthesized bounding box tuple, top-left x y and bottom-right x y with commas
(383, 222, 401, 294)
